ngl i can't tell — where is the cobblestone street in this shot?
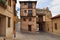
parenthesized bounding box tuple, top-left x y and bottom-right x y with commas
(14, 22, 60, 40)
(0, 22, 60, 40)
(14, 32, 60, 40)
(0, 0, 60, 40)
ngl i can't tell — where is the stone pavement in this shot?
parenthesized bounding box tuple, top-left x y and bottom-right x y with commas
(0, 31, 60, 40)
(0, 37, 4, 40)
(13, 31, 60, 40)
(13, 22, 60, 40)
(0, 22, 60, 40)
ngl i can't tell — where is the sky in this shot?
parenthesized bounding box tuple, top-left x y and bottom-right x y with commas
(16, 0, 60, 18)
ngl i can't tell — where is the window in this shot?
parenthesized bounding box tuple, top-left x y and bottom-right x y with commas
(55, 23, 57, 30)
(48, 27, 49, 31)
(28, 10, 32, 16)
(28, 2, 32, 8)
(8, 0, 11, 6)
(24, 10, 27, 13)
(29, 18, 32, 21)
(23, 18, 26, 21)
(24, 2, 27, 5)
(8, 17, 10, 27)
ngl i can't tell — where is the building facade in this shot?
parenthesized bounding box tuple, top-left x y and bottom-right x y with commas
(19, 1, 60, 35)
(19, 1, 53, 32)
(20, 1, 37, 32)
(36, 7, 52, 32)
(36, 8, 60, 35)
(51, 14, 60, 35)
(0, 0, 17, 38)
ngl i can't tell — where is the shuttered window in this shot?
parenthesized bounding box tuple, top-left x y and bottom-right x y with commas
(8, 17, 10, 27)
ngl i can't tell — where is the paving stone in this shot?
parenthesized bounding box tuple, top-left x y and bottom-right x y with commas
(13, 22, 60, 40)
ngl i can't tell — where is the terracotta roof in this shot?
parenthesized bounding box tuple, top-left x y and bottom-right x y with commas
(51, 14, 60, 19)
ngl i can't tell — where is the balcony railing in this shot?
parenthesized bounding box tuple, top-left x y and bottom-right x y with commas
(0, 0, 7, 9)
(27, 14, 33, 17)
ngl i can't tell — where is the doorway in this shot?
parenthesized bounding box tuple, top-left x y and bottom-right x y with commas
(37, 22, 44, 32)
(28, 25, 31, 31)
(0, 15, 6, 37)
(39, 23, 43, 31)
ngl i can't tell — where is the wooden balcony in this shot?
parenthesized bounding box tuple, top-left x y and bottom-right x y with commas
(37, 16, 46, 23)
(36, 9, 46, 15)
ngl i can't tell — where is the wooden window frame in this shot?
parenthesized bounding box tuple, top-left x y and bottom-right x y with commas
(24, 2, 27, 5)
(28, 10, 32, 16)
(24, 10, 27, 13)
(55, 23, 57, 30)
(28, 2, 32, 8)
(8, 17, 10, 28)
(23, 18, 26, 21)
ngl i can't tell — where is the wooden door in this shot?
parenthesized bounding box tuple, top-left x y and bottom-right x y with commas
(28, 25, 31, 31)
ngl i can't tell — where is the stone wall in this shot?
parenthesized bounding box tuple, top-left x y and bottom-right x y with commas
(52, 18, 60, 35)
(0, 0, 16, 38)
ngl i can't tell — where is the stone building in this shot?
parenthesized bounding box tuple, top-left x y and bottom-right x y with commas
(19, 1, 37, 32)
(36, 7, 52, 32)
(36, 8, 60, 35)
(51, 14, 60, 35)
(19, 1, 53, 32)
(19, 1, 60, 35)
(0, 0, 17, 38)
